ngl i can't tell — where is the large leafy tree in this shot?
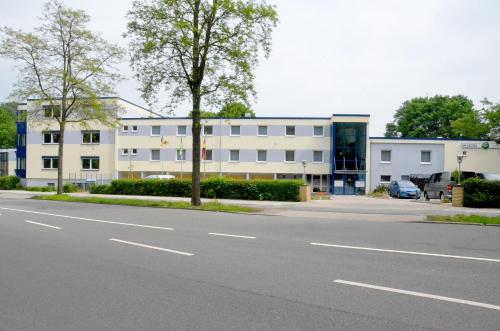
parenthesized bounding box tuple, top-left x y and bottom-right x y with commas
(385, 95, 476, 138)
(219, 102, 255, 118)
(127, 0, 278, 205)
(0, 0, 124, 193)
(0, 102, 17, 148)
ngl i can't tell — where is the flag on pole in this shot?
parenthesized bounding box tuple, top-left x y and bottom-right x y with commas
(179, 137, 185, 160)
(160, 136, 168, 147)
(201, 138, 206, 161)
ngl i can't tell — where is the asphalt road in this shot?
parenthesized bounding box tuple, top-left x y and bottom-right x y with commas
(0, 197, 499, 330)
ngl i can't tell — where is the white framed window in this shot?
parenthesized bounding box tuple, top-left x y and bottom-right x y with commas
(421, 150, 431, 164)
(313, 150, 323, 163)
(131, 125, 138, 133)
(177, 125, 187, 136)
(43, 131, 60, 144)
(313, 126, 324, 137)
(122, 125, 129, 132)
(151, 125, 161, 136)
(381, 150, 391, 163)
(229, 149, 240, 162)
(131, 148, 138, 156)
(203, 149, 213, 161)
(401, 175, 410, 180)
(122, 148, 129, 156)
(380, 175, 391, 183)
(42, 156, 59, 169)
(258, 125, 268, 136)
(150, 149, 160, 161)
(82, 131, 100, 144)
(176, 149, 186, 161)
(203, 125, 213, 136)
(257, 150, 267, 162)
(285, 150, 295, 162)
(230, 125, 240, 136)
(285, 125, 295, 136)
(43, 105, 60, 118)
(81, 157, 100, 170)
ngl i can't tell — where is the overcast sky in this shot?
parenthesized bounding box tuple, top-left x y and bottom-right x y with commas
(1, 0, 499, 135)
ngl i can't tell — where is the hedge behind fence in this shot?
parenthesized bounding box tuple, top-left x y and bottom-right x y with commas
(463, 178, 500, 208)
(91, 178, 303, 202)
(0, 176, 20, 190)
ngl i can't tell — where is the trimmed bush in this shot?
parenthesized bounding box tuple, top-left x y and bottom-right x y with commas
(23, 186, 56, 192)
(0, 176, 20, 190)
(463, 178, 500, 208)
(90, 178, 303, 202)
(63, 183, 79, 193)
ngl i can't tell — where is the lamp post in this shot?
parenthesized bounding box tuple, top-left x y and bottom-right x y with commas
(456, 153, 466, 185)
(302, 160, 307, 183)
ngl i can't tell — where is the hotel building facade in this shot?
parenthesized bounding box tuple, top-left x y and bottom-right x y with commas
(13, 98, 500, 194)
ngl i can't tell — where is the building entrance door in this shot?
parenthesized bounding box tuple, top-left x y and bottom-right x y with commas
(344, 174, 356, 195)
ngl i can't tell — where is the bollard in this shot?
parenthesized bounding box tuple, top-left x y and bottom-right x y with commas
(452, 186, 464, 207)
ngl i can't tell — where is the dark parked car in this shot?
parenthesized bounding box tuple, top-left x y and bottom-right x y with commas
(423, 171, 477, 201)
(388, 180, 421, 199)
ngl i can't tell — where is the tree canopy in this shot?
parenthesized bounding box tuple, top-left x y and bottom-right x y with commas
(0, 0, 124, 192)
(0, 102, 17, 148)
(188, 102, 255, 118)
(127, 0, 278, 205)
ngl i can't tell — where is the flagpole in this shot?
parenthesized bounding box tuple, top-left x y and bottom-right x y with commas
(180, 136, 183, 180)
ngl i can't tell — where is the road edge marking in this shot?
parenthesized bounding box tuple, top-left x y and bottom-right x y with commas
(334, 279, 500, 311)
(0, 207, 173, 231)
(109, 238, 194, 256)
(25, 220, 61, 230)
(209, 232, 256, 239)
(310, 242, 500, 263)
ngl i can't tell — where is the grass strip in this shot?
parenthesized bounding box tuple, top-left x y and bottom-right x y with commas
(427, 214, 500, 225)
(32, 194, 258, 214)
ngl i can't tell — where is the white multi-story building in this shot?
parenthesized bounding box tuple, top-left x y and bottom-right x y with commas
(14, 97, 500, 194)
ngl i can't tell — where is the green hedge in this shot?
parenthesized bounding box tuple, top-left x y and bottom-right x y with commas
(90, 178, 303, 202)
(0, 176, 20, 190)
(463, 178, 500, 208)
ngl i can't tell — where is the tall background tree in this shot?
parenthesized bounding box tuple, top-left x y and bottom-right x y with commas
(0, 0, 124, 193)
(189, 102, 255, 118)
(127, 0, 278, 205)
(0, 102, 17, 148)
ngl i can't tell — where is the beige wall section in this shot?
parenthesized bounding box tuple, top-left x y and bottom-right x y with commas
(443, 141, 500, 173)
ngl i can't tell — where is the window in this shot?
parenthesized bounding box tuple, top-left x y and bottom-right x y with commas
(285, 150, 295, 162)
(131, 148, 138, 155)
(203, 149, 213, 161)
(81, 157, 99, 170)
(380, 175, 391, 183)
(43, 105, 60, 118)
(401, 175, 410, 180)
(131, 125, 138, 133)
(257, 150, 267, 162)
(313, 150, 323, 163)
(151, 149, 160, 161)
(176, 149, 186, 161)
(43, 131, 60, 144)
(177, 125, 187, 136)
(203, 125, 213, 136)
(285, 125, 295, 136)
(230, 125, 240, 136)
(82, 131, 100, 144)
(122, 148, 129, 156)
(258, 125, 268, 136)
(313, 126, 324, 137)
(151, 126, 161, 136)
(381, 150, 391, 162)
(421, 150, 431, 163)
(230, 149, 240, 162)
(17, 134, 26, 146)
(42, 157, 59, 169)
(122, 125, 129, 132)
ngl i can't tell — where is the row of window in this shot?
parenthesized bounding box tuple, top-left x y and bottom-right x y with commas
(43, 131, 100, 144)
(380, 150, 432, 164)
(137, 149, 325, 163)
(123, 125, 326, 137)
(42, 156, 100, 170)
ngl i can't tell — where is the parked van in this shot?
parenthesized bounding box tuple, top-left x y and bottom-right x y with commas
(423, 171, 477, 201)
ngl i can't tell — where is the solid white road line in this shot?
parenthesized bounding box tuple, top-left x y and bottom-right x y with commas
(208, 232, 256, 239)
(0, 207, 173, 231)
(109, 238, 194, 256)
(25, 220, 61, 230)
(334, 279, 500, 311)
(310, 242, 500, 263)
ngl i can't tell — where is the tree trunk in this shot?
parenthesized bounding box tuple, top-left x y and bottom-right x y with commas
(57, 121, 65, 194)
(191, 86, 202, 206)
